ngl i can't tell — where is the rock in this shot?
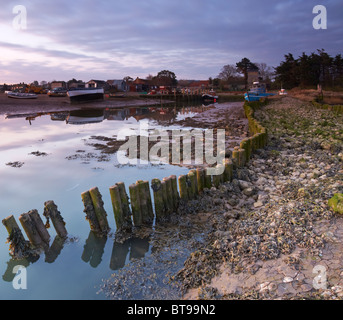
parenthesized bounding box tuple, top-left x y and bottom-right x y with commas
(254, 201, 264, 208)
(328, 194, 343, 214)
(242, 187, 255, 197)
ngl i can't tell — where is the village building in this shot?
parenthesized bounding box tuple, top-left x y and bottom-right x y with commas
(50, 81, 67, 90)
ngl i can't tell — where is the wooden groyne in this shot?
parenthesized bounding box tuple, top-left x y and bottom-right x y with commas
(76, 100, 268, 236)
(2, 201, 68, 259)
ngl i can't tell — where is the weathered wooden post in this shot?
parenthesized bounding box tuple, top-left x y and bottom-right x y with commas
(109, 182, 132, 230)
(169, 175, 180, 211)
(129, 183, 142, 227)
(2, 215, 31, 256)
(151, 178, 166, 221)
(223, 158, 233, 182)
(81, 191, 101, 233)
(19, 212, 42, 247)
(188, 169, 198, 199)
(204, 169, 212, 189)
(196, 168, 205, 193)
(162, 177, 174, 213)
(178, 175, 189, 201)
(30, 209, 50, 244)
(212, 164, 224, 188)
(137, 180, 154, 225)
(43, 201, 68, 238)
(88, 188, 109, 234)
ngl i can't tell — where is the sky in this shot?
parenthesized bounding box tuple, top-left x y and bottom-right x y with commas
(0, 0, 342, 84)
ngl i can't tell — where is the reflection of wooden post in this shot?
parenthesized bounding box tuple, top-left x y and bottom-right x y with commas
(89, 188, 109, 234)
(43, 201, 68, 238)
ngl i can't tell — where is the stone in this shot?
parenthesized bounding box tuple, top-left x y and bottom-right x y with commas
(328, 194, 343, 214)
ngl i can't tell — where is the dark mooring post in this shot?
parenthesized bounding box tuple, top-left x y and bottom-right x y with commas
(196, 168, 205, 193)
(129, 183, 142, 227)
(29, 209, 50, 244)
(169, 175, 179, 211)
(178, 175, 189, 201)
(109, 182, 132, 231)
(137, 180, 154, 225)
(43, 201, 68, 239)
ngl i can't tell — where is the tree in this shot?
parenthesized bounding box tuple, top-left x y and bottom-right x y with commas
(236, 58, 259, 88)
(218, 64, 238, 82)
(154, 70, 177, 87)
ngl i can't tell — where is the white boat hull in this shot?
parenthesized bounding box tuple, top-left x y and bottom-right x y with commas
(67, 88, 104, 103)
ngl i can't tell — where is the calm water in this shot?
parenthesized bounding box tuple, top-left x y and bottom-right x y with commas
(0, 103, 211, 300)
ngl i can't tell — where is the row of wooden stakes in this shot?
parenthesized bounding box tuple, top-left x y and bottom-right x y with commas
(2, 201, 67, 254)
(80, 159, 235, 235)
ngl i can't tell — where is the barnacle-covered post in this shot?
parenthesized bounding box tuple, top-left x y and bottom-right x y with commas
(81, 190, 101, 233)
(43, 201, 68, 238)
(2, 215, 30, 256)
(136, 180, 154, 225)
(88, 188, 109, 234)
(109, 182, 132, 231)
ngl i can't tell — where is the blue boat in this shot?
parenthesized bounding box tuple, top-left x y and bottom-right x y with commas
(244, 82, 275, 101)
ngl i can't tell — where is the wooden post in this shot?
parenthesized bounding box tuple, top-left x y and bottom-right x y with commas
(2, 215, 31, 257)
(178, 175, 189, 201)
(109, 182, 132, 230)
(204, 169, 212, 189)
(187, 170, 198, 199)
(43, 201, 68, 238)
(137, 180, 154, 225)
(151, 178, 166, 221)
(129, 183, 142, 227)
(232, 147, 240, 168)
(81, 191, 101, 233)
(19, 212, 42, 247)
(196, 168, 205, 193)
(223, 159, 233, 182)
(89, 188, 109, 233)
(30, 209, 50, 244)
(169, 175, 179, 211)
(163, 177, 174, 213)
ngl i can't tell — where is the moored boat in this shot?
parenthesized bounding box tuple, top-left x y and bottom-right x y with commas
(202, 90, 218, 102)
(67, 88, 104, 103)
(7, 92, 38, 99)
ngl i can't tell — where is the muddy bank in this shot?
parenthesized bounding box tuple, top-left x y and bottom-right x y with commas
(0, 93, 172, 116)
(100, 96, 343, 300)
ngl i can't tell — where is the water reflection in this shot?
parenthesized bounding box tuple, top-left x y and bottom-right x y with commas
(5, 103, 216, 127)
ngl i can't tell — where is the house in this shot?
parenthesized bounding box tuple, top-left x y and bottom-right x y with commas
(85, 80, 108, 90)
(131, 77, 151, 92)
(187, 80, 210, 90)
(51, 81, 66, 90)
(107, 80, 127, 92)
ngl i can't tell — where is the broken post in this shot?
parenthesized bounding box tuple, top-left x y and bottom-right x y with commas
(196, 168, 205, 193)
(19, 212, 43, 247)
(89, 188, 109, 234)
(81, 190, 101, 233)
(187, 169, 198, 199)
(30, 209, 50, 244)
(178, 175, 189, 201)
(43, 201, 68, 238)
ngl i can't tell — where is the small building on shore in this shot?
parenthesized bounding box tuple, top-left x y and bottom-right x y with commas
(51, 81, 67, 90)
(86, 80, 108, 90)
(107, 80, 128, 92)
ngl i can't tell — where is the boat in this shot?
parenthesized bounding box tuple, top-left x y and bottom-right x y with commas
(244, 93, 261, 102)
(7, 92, 38, 99)
(244, 82, 275, 101)
(202, 90, 218, 102)
(67, 88, 104, 103)
(48, 87, 68, 97)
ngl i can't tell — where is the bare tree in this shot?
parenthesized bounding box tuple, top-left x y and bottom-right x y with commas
(218, 64, 238, 81)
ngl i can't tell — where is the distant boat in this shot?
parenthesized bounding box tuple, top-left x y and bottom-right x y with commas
(244, 82, 275, 101)
(66, 109, 104, 125)
(7, 92, 38, 99)
(202, 90, 218, 102)
(67, 88, 104, 103)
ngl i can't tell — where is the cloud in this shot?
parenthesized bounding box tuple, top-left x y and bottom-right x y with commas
(0, 0, 342, 83)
